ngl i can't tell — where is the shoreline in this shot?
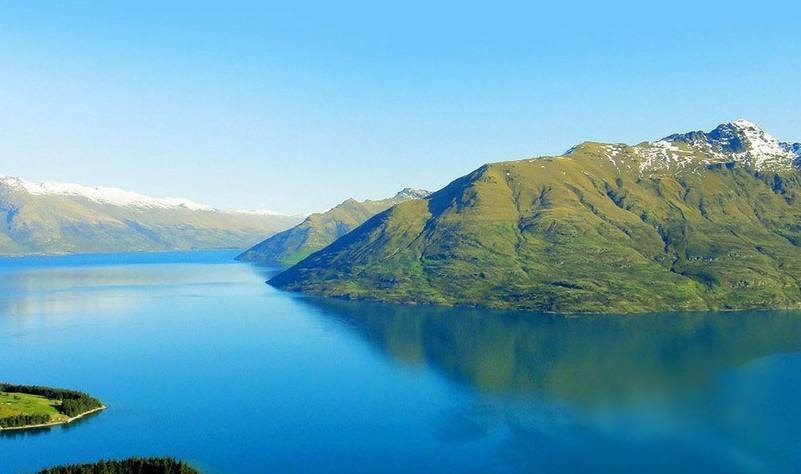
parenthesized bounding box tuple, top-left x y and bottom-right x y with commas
(288, 292, 801, 316)
(0, 405, 106, 432)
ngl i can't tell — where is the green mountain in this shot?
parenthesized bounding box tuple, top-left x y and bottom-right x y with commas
(270, 120, 801, 313)
(236, 188, 430, 267)
(0, 176, 302, 255)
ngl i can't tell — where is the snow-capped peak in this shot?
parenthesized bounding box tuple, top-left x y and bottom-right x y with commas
(730, 118, 760, 130)
(658, 119, 800, 171)
(0, 176, 213, 211)
(709, 119, 798, 169)
(394, 188, 430, 200)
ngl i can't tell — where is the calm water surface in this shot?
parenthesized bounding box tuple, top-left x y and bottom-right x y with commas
(1, 251, 800, 473)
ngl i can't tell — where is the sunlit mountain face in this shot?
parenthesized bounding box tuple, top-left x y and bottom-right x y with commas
(271, 121, 801, 313)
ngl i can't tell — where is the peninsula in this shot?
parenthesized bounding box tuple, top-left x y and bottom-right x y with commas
(0, 383, 105, 431)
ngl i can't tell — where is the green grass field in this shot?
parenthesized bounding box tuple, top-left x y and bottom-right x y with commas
(0, 391, 68, 425)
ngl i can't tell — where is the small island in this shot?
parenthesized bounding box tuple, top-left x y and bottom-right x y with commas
(36, 457, 198, 474)
(0, 383, 105, 431)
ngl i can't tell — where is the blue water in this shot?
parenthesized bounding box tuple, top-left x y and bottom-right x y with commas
(1, 251, 801, 473)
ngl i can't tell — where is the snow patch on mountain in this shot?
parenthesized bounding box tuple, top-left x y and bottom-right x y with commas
(625, 119, 801, 174)
(394, 188, 431, 200)
(635, 140, 696, 172)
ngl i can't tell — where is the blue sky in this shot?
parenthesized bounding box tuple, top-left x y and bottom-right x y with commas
(1, 1, 800, 214)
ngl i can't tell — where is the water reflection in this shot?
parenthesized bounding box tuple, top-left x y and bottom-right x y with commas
(302, 298, 801, 402)
(0, 260, 248, 318)
(301, 299, 801, 472)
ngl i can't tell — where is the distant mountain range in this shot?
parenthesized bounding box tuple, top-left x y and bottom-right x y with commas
(237, 188, 430, 267)
(270, 120, 801, 313)
(0, 176, 302, 255)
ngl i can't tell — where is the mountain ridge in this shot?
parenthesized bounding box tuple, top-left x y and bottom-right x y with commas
(237, 188, 430, 267)
(270, 120, 801, 313)
(0, 175, 302, 256)
(0, 175, 297, 216)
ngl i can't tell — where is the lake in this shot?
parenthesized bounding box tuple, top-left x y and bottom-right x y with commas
(1, 251, 800, 473)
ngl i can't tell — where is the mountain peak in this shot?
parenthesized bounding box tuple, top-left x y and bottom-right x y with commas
(709, 119, 798, 169)
(394, 188, 430, 200)
(647, 119, 800, 172)
(729, 118, 761, 130)
(239, 187, 431, 267)
(708, 118, 776, 149)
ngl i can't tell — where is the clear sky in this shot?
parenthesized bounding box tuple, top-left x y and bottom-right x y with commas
(1, 1, 800, 214)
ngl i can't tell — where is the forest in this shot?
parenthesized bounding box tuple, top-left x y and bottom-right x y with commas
(36, 457, 199, 474)
(0, 413, 51, 428)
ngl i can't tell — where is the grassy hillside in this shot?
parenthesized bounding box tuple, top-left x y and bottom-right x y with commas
(0, 182, 301, 255)
(270, 121, 801, 313)
(0, 391, 68, 427)
(237, 188, 429, 267)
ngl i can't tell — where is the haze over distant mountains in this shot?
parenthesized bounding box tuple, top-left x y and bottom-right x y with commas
(238, 188, 430, 267)
(0, 176, 302, 255)
(270, 120, 801, 313)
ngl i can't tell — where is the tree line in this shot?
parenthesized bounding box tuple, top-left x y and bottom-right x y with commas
(35, 457, 199, 474)
(0, 413, 51, 428)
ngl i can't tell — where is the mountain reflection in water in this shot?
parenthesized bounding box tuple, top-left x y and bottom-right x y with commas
(303, 299, 801, 401)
